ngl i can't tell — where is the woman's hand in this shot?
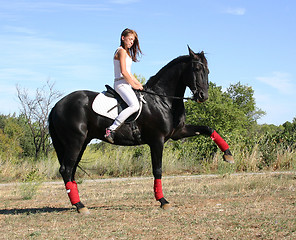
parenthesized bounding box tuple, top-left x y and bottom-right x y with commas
(132, 82, 143, 90)
(130, 74, 143, 90)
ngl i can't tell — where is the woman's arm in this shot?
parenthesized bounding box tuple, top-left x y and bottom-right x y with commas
(118, 49, 143, 90)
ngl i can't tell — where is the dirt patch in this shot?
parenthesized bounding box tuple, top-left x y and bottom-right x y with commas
(0, 172, 295, 239)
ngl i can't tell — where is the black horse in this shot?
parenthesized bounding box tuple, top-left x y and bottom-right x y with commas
(48, 47, 233, 214)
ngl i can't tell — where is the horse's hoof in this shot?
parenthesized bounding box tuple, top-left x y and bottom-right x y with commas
(161, 203, 172, 210)
(223, 154, 234, 164)
(77, 207, 90, 215)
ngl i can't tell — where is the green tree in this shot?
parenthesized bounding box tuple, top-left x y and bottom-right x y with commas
(182, 82, 265, 160)
(134, 73, 146, 84)
(16, 80, 62, 159)
(257, 118, 296, 168)
(226, 82, 265, 124)
(185, 82, 263, 133)
(0, 115, 24, 158)
(278, 118, 296, 147)
(17, 114, 35, 157)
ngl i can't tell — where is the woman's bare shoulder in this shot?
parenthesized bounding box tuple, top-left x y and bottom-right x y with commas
(115, 47, 126, 60)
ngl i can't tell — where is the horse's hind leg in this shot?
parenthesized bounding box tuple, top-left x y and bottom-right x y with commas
(59, 140, 90, 214)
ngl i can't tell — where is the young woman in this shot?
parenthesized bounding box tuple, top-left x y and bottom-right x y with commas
(105, 28, 143, 143)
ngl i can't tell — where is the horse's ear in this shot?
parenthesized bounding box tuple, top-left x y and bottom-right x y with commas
(187, 45, 196, 58)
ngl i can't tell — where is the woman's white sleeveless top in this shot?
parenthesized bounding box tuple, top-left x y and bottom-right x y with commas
(114, 46, 132, 80)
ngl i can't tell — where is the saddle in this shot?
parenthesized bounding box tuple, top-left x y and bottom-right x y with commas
(92, 85, 145, 123)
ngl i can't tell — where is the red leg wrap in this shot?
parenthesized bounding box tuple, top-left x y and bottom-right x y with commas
(154, 179, 164, 200)
(210, 130, 229, 152)
(65, 181, 80, 205)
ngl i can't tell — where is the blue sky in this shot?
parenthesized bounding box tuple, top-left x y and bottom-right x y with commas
(0, 0, 295, 125)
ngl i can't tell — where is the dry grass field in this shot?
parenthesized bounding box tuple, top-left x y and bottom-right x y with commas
(0, 172, 295, 240)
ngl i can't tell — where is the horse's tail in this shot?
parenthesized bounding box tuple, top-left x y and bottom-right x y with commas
(48, 106, 64, 163)
(48, 106, 56, 144)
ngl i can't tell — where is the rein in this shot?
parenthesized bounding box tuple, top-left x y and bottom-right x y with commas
(138, 89, 194, 101)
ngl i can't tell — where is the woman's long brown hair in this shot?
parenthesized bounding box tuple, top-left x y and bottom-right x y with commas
(120, 28, 142, 62)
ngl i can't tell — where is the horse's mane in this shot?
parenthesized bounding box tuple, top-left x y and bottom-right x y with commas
(145, 55, 190, 88)
(145, 52, 208, 89)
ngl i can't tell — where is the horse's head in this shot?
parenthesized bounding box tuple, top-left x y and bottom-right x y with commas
(186, 46, 209, 103)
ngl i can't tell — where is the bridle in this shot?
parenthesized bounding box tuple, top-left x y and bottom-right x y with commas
(191, 59, 207, 91)
(137, 59, 208, 101)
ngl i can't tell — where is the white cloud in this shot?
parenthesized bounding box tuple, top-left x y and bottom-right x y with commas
(256, 72, 295, 94)
(224, 7, 246, 16)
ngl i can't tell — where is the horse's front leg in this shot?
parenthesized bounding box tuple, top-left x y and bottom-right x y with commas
(149, 140, 171, 210)
(171, 125, 234, 163)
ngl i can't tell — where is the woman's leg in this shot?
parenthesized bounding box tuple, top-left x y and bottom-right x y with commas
(108, 82, 139, 131)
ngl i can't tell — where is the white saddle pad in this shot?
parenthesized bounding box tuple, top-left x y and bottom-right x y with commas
(92, 93, 119, 120)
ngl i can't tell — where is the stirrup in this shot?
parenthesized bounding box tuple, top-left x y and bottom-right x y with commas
(104, 128, 115, 143)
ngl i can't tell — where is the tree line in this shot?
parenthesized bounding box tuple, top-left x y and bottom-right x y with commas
(0, 80, 61, 160)
(0, 80, 295, 171)
(183, 82, 295, 170)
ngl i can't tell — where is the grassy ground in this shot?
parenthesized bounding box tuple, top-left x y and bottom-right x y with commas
(1, 141, 295, 183)
(0, 172, 295, 239)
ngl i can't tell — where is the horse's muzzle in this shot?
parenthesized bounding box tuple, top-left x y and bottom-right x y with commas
(195, 91, 208, 103)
